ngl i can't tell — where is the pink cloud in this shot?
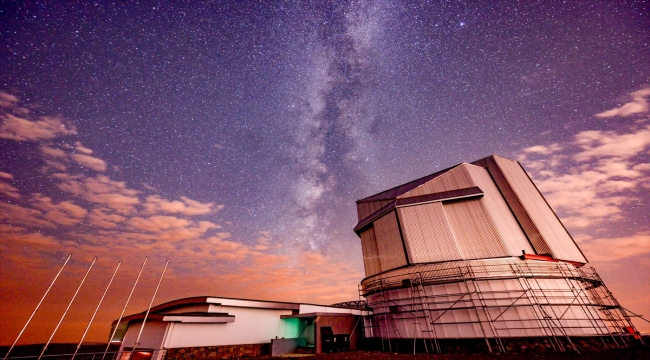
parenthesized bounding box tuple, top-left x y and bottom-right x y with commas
(0, 113, 76, 141)
(126, 215, 191, 232)
(572, 125, 650, 162)
(0, 91, 20, 108)
(87, 207, 127, 229)
(57, 175, 140, 214)
(0, 180, 20, 199)
(595, 88, 650, 118)
(520, 125, 650, 229)
(577, 232, 650, 262)
(143, 195, 218, 216)
(40, 146, 67, 158)
(29, 194, 88, 226)
(74, 141, 94, 154)
(70, 153, 107, 171)
(0, 202, 56, 228)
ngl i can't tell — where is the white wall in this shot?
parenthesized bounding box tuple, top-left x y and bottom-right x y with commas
(163, 306, 294, 348)
(299, 304, 361, 315)
(366, 277, 609, 339)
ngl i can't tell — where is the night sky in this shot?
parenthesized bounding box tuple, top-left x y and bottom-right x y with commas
(1, 1, 649, 345)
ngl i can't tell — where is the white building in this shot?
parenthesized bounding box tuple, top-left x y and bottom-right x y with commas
(111, 296, 363, 359)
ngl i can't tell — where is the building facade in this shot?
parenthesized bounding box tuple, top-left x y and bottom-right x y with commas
(111, 297, 363, 359)
(355, 155, 639, 352)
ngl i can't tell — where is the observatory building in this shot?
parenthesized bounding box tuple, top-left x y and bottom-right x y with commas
(99, 156, 639, 359)
(355, 155, 639, 352)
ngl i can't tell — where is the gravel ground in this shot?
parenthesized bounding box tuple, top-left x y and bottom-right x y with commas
(253, 347, 650, 360)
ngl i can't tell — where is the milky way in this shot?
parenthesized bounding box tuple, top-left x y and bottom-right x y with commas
(1, 1, 649, 344)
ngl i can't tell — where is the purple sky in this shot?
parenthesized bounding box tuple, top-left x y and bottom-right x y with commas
(1, 1, 649, 345)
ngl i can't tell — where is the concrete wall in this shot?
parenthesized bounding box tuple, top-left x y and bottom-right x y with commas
(271, 338, 307, 356)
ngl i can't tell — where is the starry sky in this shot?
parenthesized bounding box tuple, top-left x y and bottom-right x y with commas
(1, 0, 649, 346)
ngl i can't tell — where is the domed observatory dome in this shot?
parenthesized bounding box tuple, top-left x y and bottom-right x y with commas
(355, 155, 640, 353)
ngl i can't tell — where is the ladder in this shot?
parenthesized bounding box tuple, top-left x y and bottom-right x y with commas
(579, 267, 643, 346)
(516, 263, 578, 353)
(412, 272, 441, 353)
(467, 265, 505, 353)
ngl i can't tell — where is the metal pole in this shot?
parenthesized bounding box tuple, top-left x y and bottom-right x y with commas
(38, 257, 97, 360)
(3, 255, 72, 360)
(101, 257, 148, 360)
(129, 260, 169, 360)
(71, 261, 122, 360)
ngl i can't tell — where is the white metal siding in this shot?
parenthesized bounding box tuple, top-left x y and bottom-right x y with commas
(442, 198, 510, 260)
(360, 227, 382, 277)
(492, 156, 586, 262)
(397, 202, 463, 263)
(164, 307, 294, 348)
(374, 211, 408, 271)
(464, 164, 535, 256)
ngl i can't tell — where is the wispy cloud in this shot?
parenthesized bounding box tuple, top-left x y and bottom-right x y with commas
(74, 141, 94, 154)
(0, 92, 363, 344)
(56, 174, 141, 214)
(0, 173, 20, 199)
(521, 123, 650, 229)
(0, 92, 76, 142)
(0, 113, 77, 141)
(575, 232, 650, 262)
(519, 88, 650, 262)
(595, 88, 650, 118)
(143, 195, 218, 216)
(70, 153, 107, 171)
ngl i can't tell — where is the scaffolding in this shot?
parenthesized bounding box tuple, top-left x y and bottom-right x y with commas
(359, 258, 642, 354)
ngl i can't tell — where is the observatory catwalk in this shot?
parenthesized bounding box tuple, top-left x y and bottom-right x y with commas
(354, 155, 641, 353)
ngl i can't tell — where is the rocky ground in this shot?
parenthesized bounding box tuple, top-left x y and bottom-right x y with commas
(258, 347, 650, 359)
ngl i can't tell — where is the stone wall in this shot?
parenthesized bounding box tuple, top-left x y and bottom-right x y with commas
(164, 344, 270, 360)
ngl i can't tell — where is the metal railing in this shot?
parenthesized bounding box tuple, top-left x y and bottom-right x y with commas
(359, 258, 643, 353)
(2, 349, 166, 360)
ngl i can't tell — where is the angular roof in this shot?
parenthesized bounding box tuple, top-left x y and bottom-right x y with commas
(113, 295, 364, 326)
(358, 163, 461, 202)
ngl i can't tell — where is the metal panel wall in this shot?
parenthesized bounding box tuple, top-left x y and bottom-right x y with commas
(472, 156, 553, 256)
(398, 164, 475, 198)
(357, 200, 393, 221)
(364, 258, 610, 340)
(397, 202, 463, 263)
(464, 164, 535, 256)
(442, 198, 510, 260)
(360, 227, 382, 277)
(373, 211, 408, 271)
(490, 156, 586, 262)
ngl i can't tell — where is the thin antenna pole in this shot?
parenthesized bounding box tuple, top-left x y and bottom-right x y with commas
(71, 261, 122, 360)
(3, 255, 72, 360)
(101, 257, 148, 360)
(129, 259, 169, 360)
(38, 257, 97, 360)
